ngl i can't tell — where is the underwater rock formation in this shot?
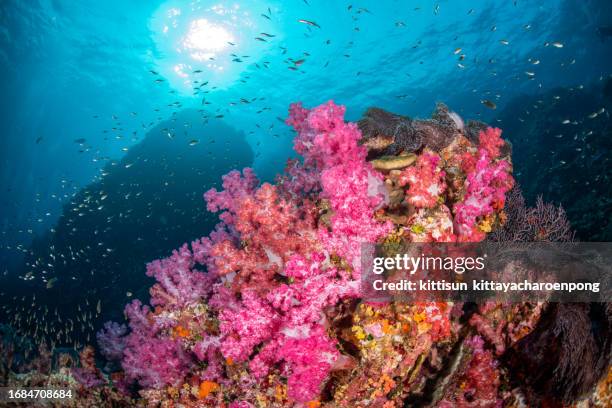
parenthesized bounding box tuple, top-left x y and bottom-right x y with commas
(1, 101, 609, 407)
(504, 302, 612, 405)
(0, 109, 254, 348)
(358, 103, 490, 156)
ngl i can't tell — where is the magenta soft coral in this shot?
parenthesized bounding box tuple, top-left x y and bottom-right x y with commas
(122, 332, 190, 389)
(218, 289, 280, 362)
(453, 127, 514, 241)
(117, 299, 191, 388)
(286, 100, 392, 275)
(276, 325, 339, 402)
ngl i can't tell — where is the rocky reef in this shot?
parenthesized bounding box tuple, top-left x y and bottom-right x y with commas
(1, 101, 609, 407)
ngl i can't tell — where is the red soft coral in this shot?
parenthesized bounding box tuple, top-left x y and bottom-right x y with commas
(399, 150, 446, 208)
(478, 127, 505, 159)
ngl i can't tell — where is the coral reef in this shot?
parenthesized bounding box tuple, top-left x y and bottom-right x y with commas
(1, 101, 609, 407)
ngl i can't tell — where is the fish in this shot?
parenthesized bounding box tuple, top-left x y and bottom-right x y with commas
(35, 136, 43, 144)
(74, 138, 86, 144)
(551, 41, 564, 48)
(46, 277, 58, 289)
(500, 39, 509, 45)
(260, 32, 275, 37)
(188, 139, 199, 146)
(255, 37, 267, 42)
(298, 19, 320, 28)
(261, 13, 270, 20)
(481, 99, 497, 109)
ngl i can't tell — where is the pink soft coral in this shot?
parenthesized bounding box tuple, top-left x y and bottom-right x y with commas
(204, 168, 259, 226)
(96, 321, 127, 361)
(145, 243, 213, 309)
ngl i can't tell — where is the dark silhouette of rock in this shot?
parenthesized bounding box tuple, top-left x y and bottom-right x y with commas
(0, 109, 253, 348)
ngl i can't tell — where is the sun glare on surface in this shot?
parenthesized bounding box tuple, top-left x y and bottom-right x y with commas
(150, 0, 276, 91)
(182, 18, 234, 61)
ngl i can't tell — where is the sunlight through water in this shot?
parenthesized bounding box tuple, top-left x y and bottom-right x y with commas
(150, 0, 276, 93)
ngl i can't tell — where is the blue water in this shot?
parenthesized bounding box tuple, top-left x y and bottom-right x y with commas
(0, 0, 610, 268)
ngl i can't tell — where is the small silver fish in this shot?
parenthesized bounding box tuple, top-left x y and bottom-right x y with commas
(298, 19, 321, 28)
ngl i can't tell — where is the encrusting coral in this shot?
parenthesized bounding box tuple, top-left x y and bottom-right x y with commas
(1, 101, 609, 407)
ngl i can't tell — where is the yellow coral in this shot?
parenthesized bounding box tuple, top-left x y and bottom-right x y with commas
(352, 325, 366, 340)
(275, 384, 287, 402)
(477, 215, 494, 233)
(413, 312, 426, 323)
